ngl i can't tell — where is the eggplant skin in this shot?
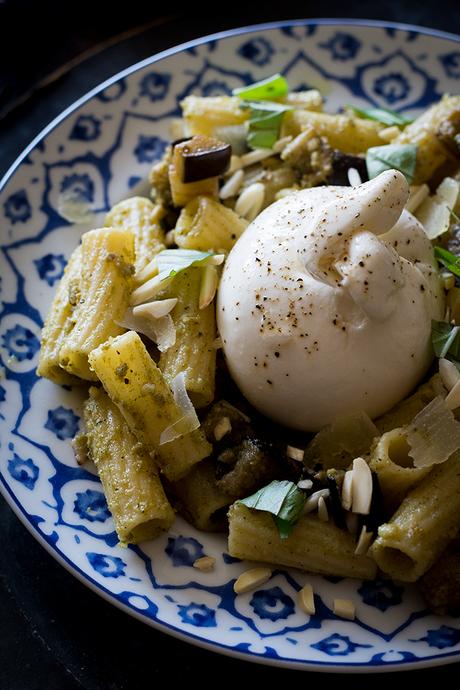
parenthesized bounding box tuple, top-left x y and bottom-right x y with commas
(174, 135, 232, 183)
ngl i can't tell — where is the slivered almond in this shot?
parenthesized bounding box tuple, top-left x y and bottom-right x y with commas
(298, 583, 315, 615)
(214, 416, 232, 441)
(351, 457, 372, 515)
(341, 469, 353, 510)
(133, 298, 177, 319)
(297, 478, 313, 490)
(193, 556, 216, 572)
(286, 445, 304, 462)
(233, 568, 272, 594)
(347, 168, 361, 187)
(346, 512, 359, 534)
(439, 357, 460, 392)
(304, 489, 329, 514)
(333, 598, 355, 620)
(317, 495, 329, 522)
(355, 525, 374, 556)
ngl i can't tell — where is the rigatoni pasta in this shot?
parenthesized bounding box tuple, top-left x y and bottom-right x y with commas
(105, 197, 166, 272)
(228, 503, 377, 580)
(369, 428, 432, 513)
(88, 330, 211, 480)
(370, 451, 460, 582)
(84, 386, 174, 544)
(159, 267, 216, 408)
(37, 245, 83, 385)
(59, 227, 134, 380)
(174, 196, 247, 252)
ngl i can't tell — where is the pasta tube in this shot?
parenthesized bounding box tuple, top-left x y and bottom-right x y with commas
(369, 428, 432, 513)
(228, 504, 377, 580)
(280, 110, 384, 154)
(172, 459, 230, 531)
(174, 196, 247, 252)
(168, 160, 218, 207)
(394, 95, 460, 183)
(105, 197, 166, 272)
(370, 451, 460, 582)
(59, 227, 134, 380)
(37, 245, 83, 385)
(88, 331, 211, 480)
(181, 95, 248, 136)
(84, 387, 174, 544)
(375, 374, 447, 434)
(159, 267, 216, 408)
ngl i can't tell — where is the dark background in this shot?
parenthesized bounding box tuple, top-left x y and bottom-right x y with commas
(1, 1, 460, 688)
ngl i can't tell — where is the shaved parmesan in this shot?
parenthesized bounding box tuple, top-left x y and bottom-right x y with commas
(407, 396, 460, 467)
(117, 309, 176, 352)
(416, 177, 460, 239)
(159, 372, 200, 445)
(445, 379, 460, 411)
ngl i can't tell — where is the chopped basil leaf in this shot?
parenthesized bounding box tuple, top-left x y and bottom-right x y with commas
(366, 144, 417, 183)
(237, 479, 306, 539)
(274, 516, 295, 539)
(241, 100, 293, 150)
(156, 249, 215, 280)
(434, 246, 460, 278)
(350, 105, 413, 126)
(233, 73, 289, 101)
(432, 320, 460, 361)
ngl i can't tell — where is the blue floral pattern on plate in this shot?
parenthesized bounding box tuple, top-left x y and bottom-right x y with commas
(1, 19, 460, 671)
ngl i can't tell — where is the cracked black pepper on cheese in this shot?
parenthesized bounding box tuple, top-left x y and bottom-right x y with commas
(217, 170, 445, 431)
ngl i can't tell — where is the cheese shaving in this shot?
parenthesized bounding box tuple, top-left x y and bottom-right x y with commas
(117, 309, 176, 352)
(159, 372, 200, 445)
(407, 396, 460, 467)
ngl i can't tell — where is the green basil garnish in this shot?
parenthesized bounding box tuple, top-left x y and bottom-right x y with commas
(237, 479, 306, 539)
(434, 246, 460, 278)
(156, 249, 216, 279)
(366, 143, 417, 183)
(350, 105, 413, 127)
(233, 73, 289, 101)
(241, 100, 293, 150)
(432, 320, 460, 368)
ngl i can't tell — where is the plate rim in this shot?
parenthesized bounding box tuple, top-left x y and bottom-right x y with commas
(2, 17, 460, 672)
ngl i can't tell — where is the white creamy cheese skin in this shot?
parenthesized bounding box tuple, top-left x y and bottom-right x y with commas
(217, 170, 445, 431)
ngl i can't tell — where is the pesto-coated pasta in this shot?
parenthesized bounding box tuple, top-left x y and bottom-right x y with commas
(174, 196, 247, 252)
(371, 451, 460, 582)
(369, 427, 432, 513)
(280, 109, 384, 153)
(88, 330, 211, 480)
(159, 267, 216, 408)
(172, 459, 231, 531)
(394, 95, 460, 184)
(374, 374, 447, 434)
(169, 160, 218, 207)
(59, 227, 134, 380)
(181, 95, 249, 136)
(105, 197, 166, 272)
(37, 245, 83, 385)
(228, 503, 377, 580)
(84, 386, 175, 544)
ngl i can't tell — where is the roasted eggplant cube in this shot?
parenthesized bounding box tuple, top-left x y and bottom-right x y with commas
(173, 135, 232, 183)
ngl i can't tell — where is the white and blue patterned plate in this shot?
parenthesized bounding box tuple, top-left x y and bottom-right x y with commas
(1, 19, 460, 672)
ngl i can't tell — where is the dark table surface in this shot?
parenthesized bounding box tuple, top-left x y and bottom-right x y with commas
(1, 2, 460, 688)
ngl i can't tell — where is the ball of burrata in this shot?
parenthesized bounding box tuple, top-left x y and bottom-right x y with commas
(217, 170, 444, 431)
